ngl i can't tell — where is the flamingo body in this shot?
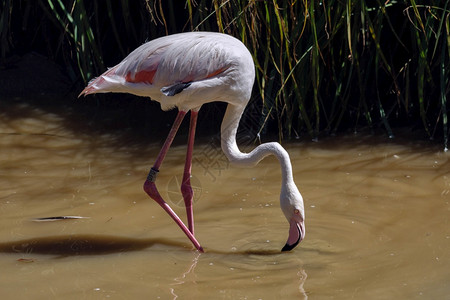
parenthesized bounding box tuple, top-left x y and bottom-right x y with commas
(80, 32, 254, 112)
(80, 32, 305, 252)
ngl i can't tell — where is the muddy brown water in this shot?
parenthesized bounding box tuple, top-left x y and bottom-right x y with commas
(0, 104, 449, 299)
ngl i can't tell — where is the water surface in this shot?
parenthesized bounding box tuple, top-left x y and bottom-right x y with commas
(0, 103, 449, 299)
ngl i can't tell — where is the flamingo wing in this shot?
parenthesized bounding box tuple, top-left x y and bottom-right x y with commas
(78, 42, 167, 97)
(79, 32, 247, 110)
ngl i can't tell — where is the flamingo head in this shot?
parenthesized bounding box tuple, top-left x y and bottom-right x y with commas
(280, 181, 305, 252)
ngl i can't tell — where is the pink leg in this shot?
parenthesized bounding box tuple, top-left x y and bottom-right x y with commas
(152, 111, 186, 170)
(181, 111, 198, 235)
(143, 110, 204, 252)
(143, 181, 203, 252)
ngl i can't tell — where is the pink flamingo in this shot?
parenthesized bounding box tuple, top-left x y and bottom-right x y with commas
(79, 32, 305, 252)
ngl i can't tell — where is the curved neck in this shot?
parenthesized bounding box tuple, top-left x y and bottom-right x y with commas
(220, 104, 294, 184)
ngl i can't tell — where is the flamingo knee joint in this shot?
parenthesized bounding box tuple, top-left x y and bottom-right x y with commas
(147, 167, 159, 182)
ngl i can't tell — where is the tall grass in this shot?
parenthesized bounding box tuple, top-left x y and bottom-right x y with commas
(1, 0, 449, 147)
(207, 0, 450, 147)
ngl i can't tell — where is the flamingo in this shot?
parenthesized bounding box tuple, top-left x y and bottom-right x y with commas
(79, 31, 305, 252)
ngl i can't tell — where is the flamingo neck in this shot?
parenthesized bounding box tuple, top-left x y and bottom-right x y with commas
(220, 104, 294, 184)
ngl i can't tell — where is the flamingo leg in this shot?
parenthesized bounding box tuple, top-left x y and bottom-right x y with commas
(152, 111, 186, 170)
(181, 110, 198, 235)
(143, 110, 204, 252)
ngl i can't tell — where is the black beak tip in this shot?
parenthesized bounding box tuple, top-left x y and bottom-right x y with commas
(281, 241, 298, 252)
(281, 226, 302, 252)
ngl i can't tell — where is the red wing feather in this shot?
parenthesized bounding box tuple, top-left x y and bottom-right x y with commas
(125, 69, 157, 84)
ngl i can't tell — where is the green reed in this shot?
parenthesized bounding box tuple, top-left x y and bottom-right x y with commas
(2, 0, 449, 147)
(200, 0, 449, 146)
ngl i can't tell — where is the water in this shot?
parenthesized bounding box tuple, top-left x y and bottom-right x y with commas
(0, 103, 449, 299)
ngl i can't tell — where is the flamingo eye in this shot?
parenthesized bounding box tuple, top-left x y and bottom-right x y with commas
(294, 209, 300, 215)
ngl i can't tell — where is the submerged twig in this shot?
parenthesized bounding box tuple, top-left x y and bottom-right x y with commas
(31, 216, 90, 222)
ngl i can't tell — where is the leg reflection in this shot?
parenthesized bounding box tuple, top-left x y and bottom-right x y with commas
(169, 252, 201, 299)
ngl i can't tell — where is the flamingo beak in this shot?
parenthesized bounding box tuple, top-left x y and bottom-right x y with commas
(281, 218, 305, 252)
